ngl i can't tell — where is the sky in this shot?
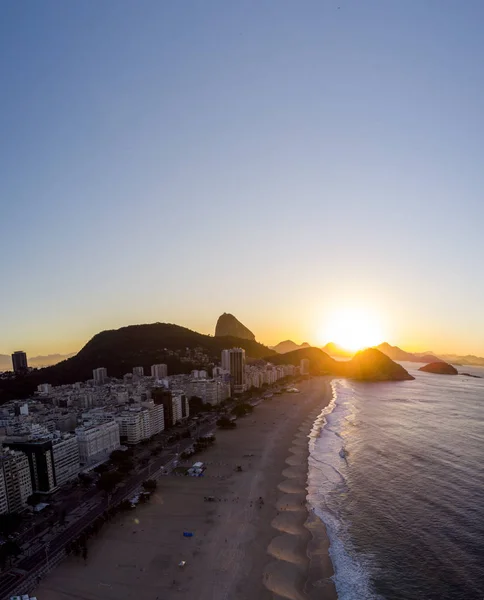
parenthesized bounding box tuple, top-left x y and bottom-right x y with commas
(1, 0, 484, 357)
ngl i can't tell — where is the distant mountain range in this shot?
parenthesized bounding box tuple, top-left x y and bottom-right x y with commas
(268, 346, 414, 381)
(0, 352, 76, 371)
(270, 340, 311, 354)
(272, 338, 484, 367)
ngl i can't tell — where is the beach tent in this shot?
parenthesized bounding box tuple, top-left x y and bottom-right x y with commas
(183, 532, 193, 537)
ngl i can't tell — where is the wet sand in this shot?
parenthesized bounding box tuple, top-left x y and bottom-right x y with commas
(36, 377, 337, 600)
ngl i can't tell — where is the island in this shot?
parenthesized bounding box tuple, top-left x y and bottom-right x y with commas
(419, 362, 458, 375)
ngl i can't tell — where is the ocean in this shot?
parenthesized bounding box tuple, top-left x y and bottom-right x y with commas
(308, 364, 484, 600)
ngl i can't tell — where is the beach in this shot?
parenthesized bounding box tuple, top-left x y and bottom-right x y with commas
(35, 377, 337, 600)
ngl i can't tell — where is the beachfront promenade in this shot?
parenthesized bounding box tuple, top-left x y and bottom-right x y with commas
(35, 378, 337, 600)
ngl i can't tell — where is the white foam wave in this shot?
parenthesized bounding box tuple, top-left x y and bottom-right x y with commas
(307, 379, 383, 600)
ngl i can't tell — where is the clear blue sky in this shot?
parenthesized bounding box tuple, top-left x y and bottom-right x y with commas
(1, 0, 484, 356)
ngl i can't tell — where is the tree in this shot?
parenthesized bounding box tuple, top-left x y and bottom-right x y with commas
(0, 513, 23, 536)
(93, 463, 110, 475)
(26, 493, 41, 507)
(142, 479, 157, 492)
(117, 459, 134, 474)
(0, 540, 21, 567)
(188, 396, 204, 415)
(97, 471, 123, 494)
(231, 403, 253, 418)
(217, 416, 236, 429)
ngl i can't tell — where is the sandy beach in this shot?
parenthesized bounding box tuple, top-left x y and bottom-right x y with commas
(35, 377, 337, 600)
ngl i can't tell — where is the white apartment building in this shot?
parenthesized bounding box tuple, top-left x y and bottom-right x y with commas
(76, 421, 121, 466)
(0, 449, 32, 514)
(183, 379, 231, 406)
(93, 367, 108, 385)
(133, 366, 144, 378)
(51, 433, 80, 487)
(151, 364, 168, 379)
(116, 403, 164, 445)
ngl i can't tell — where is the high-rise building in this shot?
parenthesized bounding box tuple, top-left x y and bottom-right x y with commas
(93, 367, 108, 385)
(75, 421, 121, 466)
(51, 434, 80, 487)
(222, 348, 246, 393)
(4, 433, 80, 494)
(11, 351, 28, 374)
(0, 449, 32, 514)
(151, 364, 168, 379)
(132, 366, 144, 378)
(221, 349, 231, 372)
(151, 389, 187, 427)
(300, 358, 310, 375)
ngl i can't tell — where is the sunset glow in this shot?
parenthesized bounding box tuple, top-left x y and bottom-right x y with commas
(322, 308, 385, 352)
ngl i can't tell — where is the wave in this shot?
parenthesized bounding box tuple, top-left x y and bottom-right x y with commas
(307, 379, 383, 600)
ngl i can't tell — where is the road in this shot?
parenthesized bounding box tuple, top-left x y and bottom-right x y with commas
(0, 418, 217, 600)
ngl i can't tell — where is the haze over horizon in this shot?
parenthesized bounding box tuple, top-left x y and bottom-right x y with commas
(2, 1, 484, 356)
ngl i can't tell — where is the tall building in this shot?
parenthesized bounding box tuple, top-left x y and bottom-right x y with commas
(222, 348, 246, 393)
(0, 449, 32, 514)
(75, 421, 121, 466)
(221, 349, 231, 372)
(151, 364, 168, 379)
(93, 367, 108, 385)
(11, 351, 28, 374)
(132, 366, 144, 378)
(300, 358, 310, 375)
(51, 434, 80, 487)
(151, 389, 187, 427)
(4, 433, 80, 494)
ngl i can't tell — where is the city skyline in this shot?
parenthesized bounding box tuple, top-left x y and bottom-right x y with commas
(2, 1, 484, 356)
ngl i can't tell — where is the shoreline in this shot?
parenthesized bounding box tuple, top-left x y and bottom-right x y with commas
(35, 377, 337, 600)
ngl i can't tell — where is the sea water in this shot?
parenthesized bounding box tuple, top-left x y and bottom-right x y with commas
(307, 364, 484, 600)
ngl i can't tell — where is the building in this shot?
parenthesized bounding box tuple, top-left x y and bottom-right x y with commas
(4, 433, 80, 494)
(132, 366, 144, 378)
(51, 434, 80, 487)
(76, 421, 121, 466)
(116, 404, 164, 445)
(183, 379, 231, 406)
(93, 367, 108, 385)
(300, 358, 310, 375)
(152, 389, 187, 427)
(0, 449, 32, 514)
(11, 351, 28, 374)
(222, 348, 246, 393)
(37, 383, 52, 395)
(151, 364, 168, 379)
(221, 349, 231, 372)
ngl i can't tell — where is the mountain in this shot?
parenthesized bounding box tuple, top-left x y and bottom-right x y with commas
(419, 362, 458, 375)
(343, 348, 415, 381)
(375, 343, 442, 364)
(266, 346, 413, 381)
(0, 323, 275, 402)
(266, 347, 340, 373)
(440, 354, 484, 367)
(214, 313, 255, 341)
(270, 340, 311, 354)
(322, 342, 354, 358)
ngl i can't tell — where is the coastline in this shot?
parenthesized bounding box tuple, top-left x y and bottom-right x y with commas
(35, 377, 336, 600)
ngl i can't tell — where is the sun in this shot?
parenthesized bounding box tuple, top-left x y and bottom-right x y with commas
(322, 308, 384, 352)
